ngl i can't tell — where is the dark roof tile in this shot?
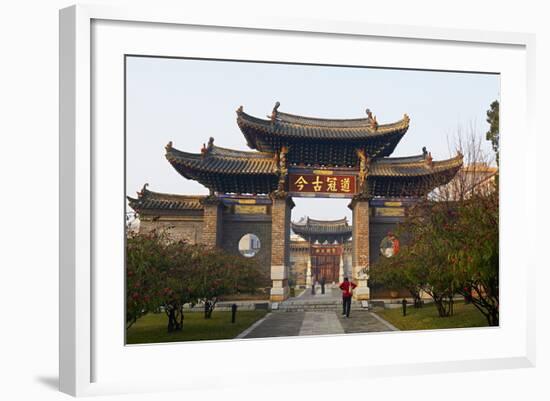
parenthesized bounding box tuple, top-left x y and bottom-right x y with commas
(127, 185, 205, 212)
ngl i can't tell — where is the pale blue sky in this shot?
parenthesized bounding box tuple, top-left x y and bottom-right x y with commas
(126, 56, 499, 221)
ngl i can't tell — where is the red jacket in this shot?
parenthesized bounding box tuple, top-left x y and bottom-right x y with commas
(339, 281, 357, 298)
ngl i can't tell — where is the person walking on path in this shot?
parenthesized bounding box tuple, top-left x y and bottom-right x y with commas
(339, 277, 357, 318)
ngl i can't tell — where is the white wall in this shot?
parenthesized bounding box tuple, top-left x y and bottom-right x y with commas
(0, 1, 548, 400)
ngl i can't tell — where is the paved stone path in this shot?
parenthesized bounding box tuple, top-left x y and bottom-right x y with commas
(299, 312, 344, 336)
(242, 312, 305, 339)
(241, 309, 396, 339)
(239, 286, 397, 339)
(337, 310, 397, 333)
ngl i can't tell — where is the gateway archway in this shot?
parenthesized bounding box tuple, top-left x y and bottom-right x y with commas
(129, 102, 463, 302)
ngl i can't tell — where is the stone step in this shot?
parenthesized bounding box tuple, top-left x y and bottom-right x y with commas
(281, 300, 361, 305)
(275, 302, 363, 312)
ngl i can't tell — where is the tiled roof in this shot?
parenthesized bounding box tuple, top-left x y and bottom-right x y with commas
(237, 103, 409, 139)
(166, 142, 277, 174)
(291, 216, 352, 237)
(370, 153, 464, 177)
(368, 153, 464, 197)
(236, 103, 409, 165)
(127, 185, 205, 213)
(165, 140, 279, 194)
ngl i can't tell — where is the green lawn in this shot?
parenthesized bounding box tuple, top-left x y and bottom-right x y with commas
(374, 301, 491, 331)
(126, 310, 267, 344)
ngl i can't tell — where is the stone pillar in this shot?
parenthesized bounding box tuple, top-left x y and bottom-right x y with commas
(201, 197, 223, 247)
(306, 256, 312, 287)
(269, 194, 294, 302)
(339, 253, 344, 283)
(349, 196, 370, 300)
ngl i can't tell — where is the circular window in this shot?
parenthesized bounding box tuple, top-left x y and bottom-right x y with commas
(238, 233, 261, 258)
(380, 233, 400, 258)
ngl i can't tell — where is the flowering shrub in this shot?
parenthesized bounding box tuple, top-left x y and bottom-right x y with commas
(126, 229, 266, 330)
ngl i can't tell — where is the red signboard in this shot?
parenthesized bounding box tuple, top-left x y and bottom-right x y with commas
(288, 173, 356, 195)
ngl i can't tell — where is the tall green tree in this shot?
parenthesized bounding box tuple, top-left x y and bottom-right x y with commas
(450, 191, 499, 326)
(486, 100, 499, 165)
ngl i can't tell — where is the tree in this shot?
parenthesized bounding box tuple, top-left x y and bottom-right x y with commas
(369, 246, 426, 308)
(486, 100, 499, 165)
(449, 190, 499, 325)
(126, 228, 267, 331)
(161, 243, 195, 332)
(186, 245, 266, 318)
(376, 200, 458, 317)
(126, 229, 174, 329)
(371, 126, 499, 323)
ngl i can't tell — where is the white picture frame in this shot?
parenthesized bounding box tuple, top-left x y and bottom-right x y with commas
(59, 4, 536, 397)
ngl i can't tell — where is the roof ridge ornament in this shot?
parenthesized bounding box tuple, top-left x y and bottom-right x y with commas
(236, 105, 243, 114)
(271, 101, 281, 122)
(426, 151, 433, 167)
(200, 137, 215, 158)
(165, 141, 173, 152)
(366, 108, 378, 131)
(138, 183, 149, 197)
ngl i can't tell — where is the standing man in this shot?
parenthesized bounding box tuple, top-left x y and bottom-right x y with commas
(339, 277, 357, 318)
(320, 276, 326, 295)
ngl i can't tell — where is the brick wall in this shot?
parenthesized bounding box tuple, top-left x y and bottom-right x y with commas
(369, 215, 406, 298)
(352, 200, 370, 272)
(139, 219, 203, 244)
(201, 202, 222, 247)
(369, 218, 402, 265)
(269, 197, 292, 301)
(270, 198, 291, 267)
(221, 219, 272, 279)
(351, 199, 370, 299)
(289, 245, 309, 285)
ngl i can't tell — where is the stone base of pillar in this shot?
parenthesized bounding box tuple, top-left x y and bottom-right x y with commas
(271, 266, 290, 302)
(270, 286, 290, 302)
(351, 263, 370, 300)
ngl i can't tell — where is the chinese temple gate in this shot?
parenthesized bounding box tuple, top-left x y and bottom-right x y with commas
(291, 217, 351, 284)
(129, 102, 463, 302)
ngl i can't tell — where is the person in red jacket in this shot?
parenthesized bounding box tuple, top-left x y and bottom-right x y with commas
(339, 277, 357, 318)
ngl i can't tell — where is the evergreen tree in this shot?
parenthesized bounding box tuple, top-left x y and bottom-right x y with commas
(486, 100, 499, 165)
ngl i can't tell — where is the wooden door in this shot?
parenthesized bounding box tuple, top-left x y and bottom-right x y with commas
(311, 254, 339, 283)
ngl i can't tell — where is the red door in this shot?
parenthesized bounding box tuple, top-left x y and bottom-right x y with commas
(311, 254, 339, 283)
